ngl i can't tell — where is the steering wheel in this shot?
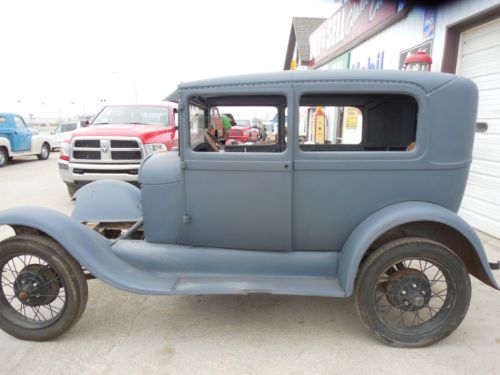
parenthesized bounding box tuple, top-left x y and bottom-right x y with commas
(204, 129, 222, 151)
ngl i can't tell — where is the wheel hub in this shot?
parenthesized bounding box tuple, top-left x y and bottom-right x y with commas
(13, 264, 61, 307)
(386, 268, 431, 312)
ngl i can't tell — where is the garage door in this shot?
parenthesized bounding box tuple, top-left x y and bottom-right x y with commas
(457, 17, 500, 239)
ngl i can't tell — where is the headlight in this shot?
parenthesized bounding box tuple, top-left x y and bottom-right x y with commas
(145, 143, 167, 154)
(243, 130, 250, 136)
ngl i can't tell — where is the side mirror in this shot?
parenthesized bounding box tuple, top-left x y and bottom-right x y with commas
(50, 130, 55, 135)
(82, 120, 90, 127)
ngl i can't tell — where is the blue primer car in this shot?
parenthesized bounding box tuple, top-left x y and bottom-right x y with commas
(0, 113, 52, 167)
(0, 71, 497, 347)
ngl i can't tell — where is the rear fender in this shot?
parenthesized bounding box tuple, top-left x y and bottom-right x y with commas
(338, 202, 499, 295)
(72, 180, 142, 222)
(0, 206, 175, 294)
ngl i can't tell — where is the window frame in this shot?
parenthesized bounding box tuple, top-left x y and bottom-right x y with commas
(182, 92, 291, 158)
(294, 90, 423, 159)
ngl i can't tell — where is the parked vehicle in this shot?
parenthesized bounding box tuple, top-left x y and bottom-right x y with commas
(0, 113, 52, 167)
(228, 119, 264, 143)
(58, 104, 177, 197)
(49, 121, 83, 150)
(0, 71, 498, 346)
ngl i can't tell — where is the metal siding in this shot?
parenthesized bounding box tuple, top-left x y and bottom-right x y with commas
(458, 17, 500, 238)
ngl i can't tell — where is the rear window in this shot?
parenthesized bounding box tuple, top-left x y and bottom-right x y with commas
(298, 94, 417, 152)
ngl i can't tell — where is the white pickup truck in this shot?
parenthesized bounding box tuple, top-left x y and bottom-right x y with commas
(0, 112, 52, 167)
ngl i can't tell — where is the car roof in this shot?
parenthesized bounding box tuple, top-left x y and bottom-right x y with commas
(165, 70, 458, 102)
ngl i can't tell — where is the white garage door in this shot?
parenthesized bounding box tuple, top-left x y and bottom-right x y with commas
(457, 17, 500, 239)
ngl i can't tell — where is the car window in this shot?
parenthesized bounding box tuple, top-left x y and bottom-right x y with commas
(14, 116, 27, 130)
(64, 123, 78, 132)
(188, 95, 287, 153)
(298, 94, 417, 152)
(54, 125, 62, 134)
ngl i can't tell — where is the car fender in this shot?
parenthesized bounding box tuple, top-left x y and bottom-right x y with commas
(0, 206, 176, 294)
(338, 201, 499, 295)
(0, 137, 12, 155)
(72, 180, 142, 222)
(30, 134, 52, 153)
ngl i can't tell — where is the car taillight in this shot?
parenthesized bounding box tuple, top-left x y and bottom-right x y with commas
(60, 140, 70, 161)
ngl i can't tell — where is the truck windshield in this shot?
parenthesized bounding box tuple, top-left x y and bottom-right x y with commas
(92, 106, 170, 126)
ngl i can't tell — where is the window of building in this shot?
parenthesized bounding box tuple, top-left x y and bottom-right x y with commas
(189, 95, 287, 153)
(298, 94, 417, 152)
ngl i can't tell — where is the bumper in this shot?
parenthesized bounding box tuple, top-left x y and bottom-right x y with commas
(228, 135, 250, 142)
(59, 160, 141, 184)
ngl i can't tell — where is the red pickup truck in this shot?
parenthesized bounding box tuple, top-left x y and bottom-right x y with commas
(58, 104, 177, 197)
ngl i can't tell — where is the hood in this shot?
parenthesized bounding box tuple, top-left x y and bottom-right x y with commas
(70, 124, 174, 143)
(230, 125, 250, 131)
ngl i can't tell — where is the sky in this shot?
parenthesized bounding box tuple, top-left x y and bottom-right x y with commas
(0, 0, 336, 120)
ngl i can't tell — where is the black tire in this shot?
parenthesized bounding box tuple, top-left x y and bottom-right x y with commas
(66, 183, 79, 198)
(37, 143, 50, 160)
(355, 237, 471, 347)
(0, 147, 8, 168)
(0, 234, 88, 341)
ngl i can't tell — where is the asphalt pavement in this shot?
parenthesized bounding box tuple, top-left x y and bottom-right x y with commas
(0, 154, 499, 375)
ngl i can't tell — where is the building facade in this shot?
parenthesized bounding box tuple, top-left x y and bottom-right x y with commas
(284, 0, 500, 238)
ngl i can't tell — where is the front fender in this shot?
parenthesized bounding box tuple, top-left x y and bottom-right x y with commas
(0, 206, 175, 294)
(72, 180, 142, 222)
(338, 201, 499, 295)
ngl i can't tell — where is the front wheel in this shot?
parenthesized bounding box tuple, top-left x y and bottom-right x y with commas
(355, 237, 471, 347)
(37, 143, 50, 160)
(0, 234, 88, 341)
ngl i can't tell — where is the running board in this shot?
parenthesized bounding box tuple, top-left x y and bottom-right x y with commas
(170, 276, 345, 297)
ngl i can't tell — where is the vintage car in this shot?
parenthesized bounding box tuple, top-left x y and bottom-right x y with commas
(0, 113, 52, 167)
(0, 70, 498, 347)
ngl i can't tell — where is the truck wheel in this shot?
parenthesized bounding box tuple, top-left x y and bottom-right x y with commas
(37, 143, 50, 160)
(66, 184, 79, 198)
(0, 147, 8, 168)
(355, 237, 471, 348)
(0, 234, 88, 341)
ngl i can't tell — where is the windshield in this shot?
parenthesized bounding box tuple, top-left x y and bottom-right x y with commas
(92, 106, 170, 126)
(235, 119, 250, 127)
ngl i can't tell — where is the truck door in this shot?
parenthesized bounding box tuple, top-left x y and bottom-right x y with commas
(13, 116, 31, 151)
(180, 90, 293, 251)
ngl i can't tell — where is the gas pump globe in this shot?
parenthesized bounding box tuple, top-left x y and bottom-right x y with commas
(403, 51, 432, 71)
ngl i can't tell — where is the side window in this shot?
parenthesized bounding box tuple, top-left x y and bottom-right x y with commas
(298, 94, 417, 152)
(189, 95, 287, 153)
(65, 123, 78, 132)
(54, 125, 62, 134)
(14, 116, 27, 130)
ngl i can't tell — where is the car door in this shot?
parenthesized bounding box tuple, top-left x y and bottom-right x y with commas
(13, 116, 31, 151)
(180, 89, 293, 251)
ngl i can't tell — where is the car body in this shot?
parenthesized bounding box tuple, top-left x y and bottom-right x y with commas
(58, 104, 177, 196)
(0, 112, 52, 167)
(0, 70, 498, 346)
(49, 121, 84, 149)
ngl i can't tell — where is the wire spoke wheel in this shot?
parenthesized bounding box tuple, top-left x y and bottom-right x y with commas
(0, 254, 67, 328)
(355, 238, 471, 347)
(0, 234, 87, 341)
(374, 257, 451, 334)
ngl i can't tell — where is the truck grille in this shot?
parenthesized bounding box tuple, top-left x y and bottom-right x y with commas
(111, 151, 142, 160)
(71, 138, 143, 162)
(74, 140, 100, 148)
(73, 150, 101, 160)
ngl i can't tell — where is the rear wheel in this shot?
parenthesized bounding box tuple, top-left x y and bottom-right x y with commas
(37, 143, 50, 160)
(0, 234, 88, 341)
(0, 147, 8, 168)
(355, 237, 471, 347)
